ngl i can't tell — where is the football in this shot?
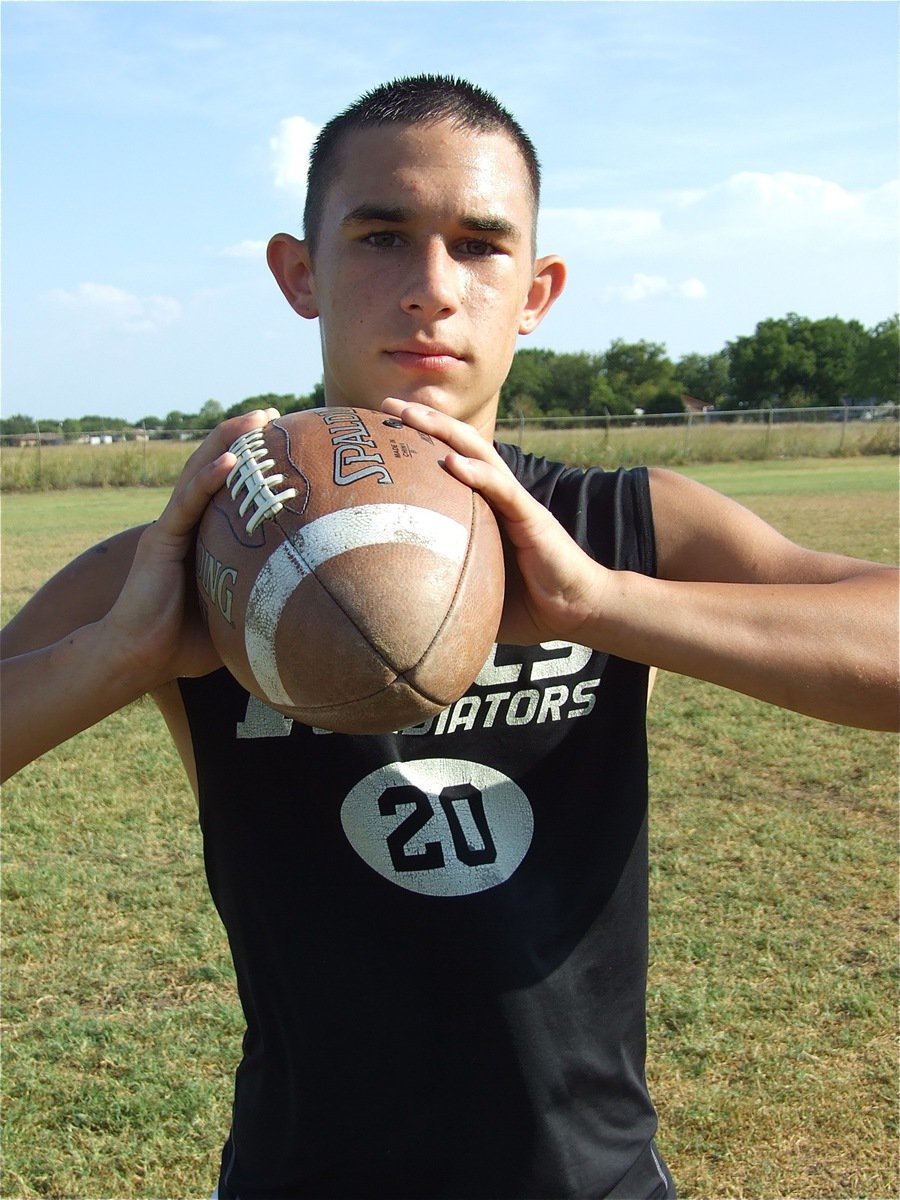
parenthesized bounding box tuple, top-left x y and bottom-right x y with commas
(195, 407, 505, 734)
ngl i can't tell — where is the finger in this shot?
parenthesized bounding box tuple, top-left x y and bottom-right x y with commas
(379, 399, 537, 525)
(180, 407, 281, 478)
(380, 399, 507, 469)
(441, 449, 525, 514)
(155, 451, 239, 544)
(440, 449, 559, 549)
(155, 408, 281, 543)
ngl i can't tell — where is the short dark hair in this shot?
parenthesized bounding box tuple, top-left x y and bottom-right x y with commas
(303, 74, 541, 255)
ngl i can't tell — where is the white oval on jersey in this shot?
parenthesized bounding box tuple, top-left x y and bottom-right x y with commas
(341, 758, 534, 897)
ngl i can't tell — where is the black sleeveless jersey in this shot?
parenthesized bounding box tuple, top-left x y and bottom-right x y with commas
(179, 446, 673, 1199)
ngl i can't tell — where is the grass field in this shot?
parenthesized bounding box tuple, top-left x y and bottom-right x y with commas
(1, 457, 898, 1199)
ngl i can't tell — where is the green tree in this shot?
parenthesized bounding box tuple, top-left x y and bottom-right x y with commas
(162, 411, 189, 438)
(198, 399, 225, 429)
(545, 352, 602, 415)
(79, 414, 129, 432)
(643, 388, 685, 416)
(225, 394, 303, 419)
(500, 348, 558, 416)
(586, 373, 617, 417)
(726, 316, 815, 409)
(503, 392, 544, 420)
(676, 351, 730, 407)
(0, 413, 37, 436)
(803, 317, 866, 406)
(852, 316, 899, 404)
(601, 339, 678, 414)
(727, 314, 875, 408)
(285, 382, 324, 412)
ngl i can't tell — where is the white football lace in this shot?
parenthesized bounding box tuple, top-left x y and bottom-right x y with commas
(226, 428, 299, 535)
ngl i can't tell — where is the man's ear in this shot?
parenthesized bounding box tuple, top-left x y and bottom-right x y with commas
(267, 233, 319, 319)
(518, 255, 567, 335)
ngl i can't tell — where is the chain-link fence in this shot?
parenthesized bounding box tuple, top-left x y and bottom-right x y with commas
(2, 405, 897, 489)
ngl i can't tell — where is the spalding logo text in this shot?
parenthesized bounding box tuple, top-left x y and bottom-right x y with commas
(323, 410, 395, 488)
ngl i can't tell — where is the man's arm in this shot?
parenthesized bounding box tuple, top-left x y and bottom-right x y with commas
(381, 400, 899, 731)
(0, 409, 280, 781)
(601, 467, 898, 729)
(1, 525, 146, 659)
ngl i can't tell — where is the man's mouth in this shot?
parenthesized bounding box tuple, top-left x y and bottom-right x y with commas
(385, 343, 464, 372)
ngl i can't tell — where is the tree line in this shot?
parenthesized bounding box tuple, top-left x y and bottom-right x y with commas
(499, 314, 897, 419)
(2, 313, 896, 437)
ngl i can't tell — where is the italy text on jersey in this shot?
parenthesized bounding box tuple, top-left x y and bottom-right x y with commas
(235, 641, 602, 740)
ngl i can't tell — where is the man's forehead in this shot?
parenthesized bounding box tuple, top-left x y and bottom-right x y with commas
(327, 120, 533, 207)
(339, 117, 525, 158)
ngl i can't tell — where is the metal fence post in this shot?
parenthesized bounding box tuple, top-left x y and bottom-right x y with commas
(683, 411, 694, 458)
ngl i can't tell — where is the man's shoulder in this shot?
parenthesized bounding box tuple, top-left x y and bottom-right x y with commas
(495, 441, 655, 574)
(494, 440, 574, 492)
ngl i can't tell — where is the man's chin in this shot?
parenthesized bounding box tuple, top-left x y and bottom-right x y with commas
(382, 384, 482, 421)
(325, 382, 497, 434)
(398, 390, 498, 440)
(327, 388, 450, 417)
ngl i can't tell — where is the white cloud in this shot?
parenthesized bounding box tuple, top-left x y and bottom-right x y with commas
(609, 273, 668, 301)
(540, 206, 662, 247)
(678, 277, 707, 300)
(603, 274, 707, 303)
(542, 173, 897, 267)
(673, 171, 898, 241)
(47, 283, 181, 332)
(219, 239, 268, 260)
(270, 115, 319, 201)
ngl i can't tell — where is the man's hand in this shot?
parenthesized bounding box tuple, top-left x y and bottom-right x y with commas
(380, 398, 608, 646)
(0, 409, 280, 781)
(103, 407, 282, 688)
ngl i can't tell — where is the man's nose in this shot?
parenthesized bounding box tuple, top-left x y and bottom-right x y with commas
(400, 239, 460, 320)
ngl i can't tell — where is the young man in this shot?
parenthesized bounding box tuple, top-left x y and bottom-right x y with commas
(2, 76, 897, 1199)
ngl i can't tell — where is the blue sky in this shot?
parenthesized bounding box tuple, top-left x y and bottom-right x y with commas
(3, 0, 897, 423)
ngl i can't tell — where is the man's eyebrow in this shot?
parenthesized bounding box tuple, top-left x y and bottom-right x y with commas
(340, 204, 411, 227)
(340, 204, 522, 241)
(460, 213, 522, 241)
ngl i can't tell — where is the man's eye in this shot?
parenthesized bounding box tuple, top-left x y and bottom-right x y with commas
(460, 239, 497, 257)
(364, 231, 403, 249)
